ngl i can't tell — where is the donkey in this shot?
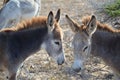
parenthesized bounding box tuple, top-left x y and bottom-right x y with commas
(66, 15, 120, 79)
(0, 0, 41, 29)
(0, 9, 65, 80)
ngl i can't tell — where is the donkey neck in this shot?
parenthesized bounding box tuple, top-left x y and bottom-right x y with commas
(91, 29, 120, 58)
(7, 26, 48, 62)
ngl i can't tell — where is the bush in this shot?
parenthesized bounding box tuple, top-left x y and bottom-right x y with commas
(105, 0, 120, 17)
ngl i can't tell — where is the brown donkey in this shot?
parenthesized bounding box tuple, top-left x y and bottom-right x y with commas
(0, 9, 65, 80)
(66, 15, 120, 79)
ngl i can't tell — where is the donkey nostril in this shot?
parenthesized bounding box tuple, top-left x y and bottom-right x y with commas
(57, 59, 64, 65)
(73, 67, 81, 72)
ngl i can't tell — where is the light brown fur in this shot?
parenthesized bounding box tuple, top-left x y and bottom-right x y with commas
(1, 16, 47, 32)
(82, 16, 120, 33)
(1, 16, 62, 38)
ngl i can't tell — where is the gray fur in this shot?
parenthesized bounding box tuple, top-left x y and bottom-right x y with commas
(66, 15, 120, 79)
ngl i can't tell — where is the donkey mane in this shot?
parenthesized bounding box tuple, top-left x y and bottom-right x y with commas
(1, 16, 47, 32)
(82, 16, 120, 33)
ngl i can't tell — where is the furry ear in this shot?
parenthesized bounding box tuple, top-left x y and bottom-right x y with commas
(55, 9, 60, 22)
(47, 11, 55, 32)
(86, 15, 97, 35)
(65, 15, 80, 32)
(47, 11, 54, 26)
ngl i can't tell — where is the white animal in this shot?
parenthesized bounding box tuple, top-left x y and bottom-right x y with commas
(0, 0, 41, 29)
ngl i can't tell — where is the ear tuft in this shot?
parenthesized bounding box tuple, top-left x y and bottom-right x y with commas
(49, 11, 53, 16)
(65, 14, 69, 18)
(91, 15, 95, 19)
(65, 15, 69, 19)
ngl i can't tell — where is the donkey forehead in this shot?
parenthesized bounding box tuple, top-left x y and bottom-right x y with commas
(77, 29, 88, 38)
(53, 23, 63, 40)
(72, 34, 90, 51)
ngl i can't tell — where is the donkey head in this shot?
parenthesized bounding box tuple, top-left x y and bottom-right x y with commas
(65, 15, 97, 72)
(41, 9, 65, 65)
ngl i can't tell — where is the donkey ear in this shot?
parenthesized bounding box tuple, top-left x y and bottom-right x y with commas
(47, 11, 54, 27)
(65, 15, 80, 32)
(55, 9, 60, 22)
(87, 15, 97, 35)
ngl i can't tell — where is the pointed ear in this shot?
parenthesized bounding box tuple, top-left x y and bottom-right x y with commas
(47, 11, 55, 32)
(65, 15, 80, 33)
(47, 11, 54, 26)
(87, 15, 97, 35)
(55, 9, 60, 22)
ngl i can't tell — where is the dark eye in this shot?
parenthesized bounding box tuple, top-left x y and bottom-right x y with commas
(55, 41, 60, 45)
(83, 46, 88, 52)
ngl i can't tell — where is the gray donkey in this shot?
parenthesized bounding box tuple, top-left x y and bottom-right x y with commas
(0, 9, 65, 80)
(66, 15, 120, 79)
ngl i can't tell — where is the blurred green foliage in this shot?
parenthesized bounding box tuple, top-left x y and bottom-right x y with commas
(105, 0, 120, 17)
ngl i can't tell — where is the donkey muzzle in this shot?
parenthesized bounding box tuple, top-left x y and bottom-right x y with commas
(72, 59, 83, 72)
(57, 53, 65, 65)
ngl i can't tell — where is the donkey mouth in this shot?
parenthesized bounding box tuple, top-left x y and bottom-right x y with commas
(48, 52, 65, 65)
(57, 60, 64, 65)
(57, 58, 64, 65)
(56, 53, 65, 65)
(72, 59, 83, 72)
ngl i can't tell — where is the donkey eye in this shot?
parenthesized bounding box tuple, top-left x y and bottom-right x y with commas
(83, 46, 88, 52)
(55, 41, 60, 45)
